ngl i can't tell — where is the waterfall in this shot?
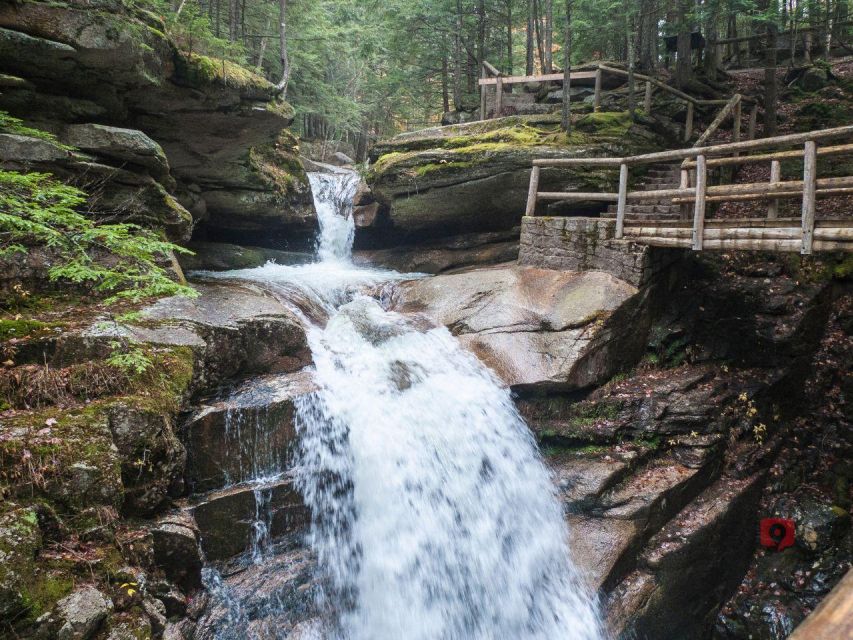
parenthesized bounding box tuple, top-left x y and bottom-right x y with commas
(200, 167, 604, 639)
(308, 169, 360, 262)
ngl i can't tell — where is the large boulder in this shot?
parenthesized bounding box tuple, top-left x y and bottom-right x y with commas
(38, 585, 113, 640)
(365, 114, 665, 246)
(393, 264, 649, 391)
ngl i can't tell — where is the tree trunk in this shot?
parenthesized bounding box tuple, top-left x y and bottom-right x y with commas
(825, 0, 833, 58)
(765, 25, 778, 136)
(626, 5, 636, 116)
(526, 0, 535, 74)
(704, 1, 720, 78)
(534, 0, 546, 71)
(506, 0, 514, 73)
(675, 0, 692, 87)
(477, 0, 486, 73)
(274, 0, 290, 97)
(442, 34, 451, 113)
(455, 0, 464, 110)
(544, 0, 553, 73)
(256, 15, 271, 69)
(562, 0, 572, 131)
(228, 0, 238, 41)
(638, 0, 657, 71)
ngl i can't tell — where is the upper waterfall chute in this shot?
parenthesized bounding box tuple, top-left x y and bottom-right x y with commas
(307, 169, 361, 263)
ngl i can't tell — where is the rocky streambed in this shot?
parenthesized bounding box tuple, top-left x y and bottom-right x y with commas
(2, 237, 850, 639)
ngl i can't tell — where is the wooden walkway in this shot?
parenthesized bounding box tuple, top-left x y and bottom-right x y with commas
(526, 124, 853, 254)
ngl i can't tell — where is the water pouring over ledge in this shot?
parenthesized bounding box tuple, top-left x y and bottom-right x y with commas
(199, 167, 605, 639)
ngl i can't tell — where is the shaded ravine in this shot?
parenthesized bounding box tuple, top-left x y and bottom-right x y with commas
(196, 167, 604, 639)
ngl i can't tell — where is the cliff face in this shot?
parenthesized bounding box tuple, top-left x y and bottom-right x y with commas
(0, 0, 315, 249)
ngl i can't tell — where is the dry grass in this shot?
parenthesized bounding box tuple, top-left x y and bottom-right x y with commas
(0, 362, 130, 410)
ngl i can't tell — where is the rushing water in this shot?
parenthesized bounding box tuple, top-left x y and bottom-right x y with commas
(201, 168, 604, 639)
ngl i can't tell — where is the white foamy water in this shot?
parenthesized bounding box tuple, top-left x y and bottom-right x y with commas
(308, 169, 361, 262)
(203, 167, 604, 639)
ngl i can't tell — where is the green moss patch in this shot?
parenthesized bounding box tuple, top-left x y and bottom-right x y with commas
(176, 52, 273, 94)
(0, 319, 56, 342)
(576, 111, 633, 137)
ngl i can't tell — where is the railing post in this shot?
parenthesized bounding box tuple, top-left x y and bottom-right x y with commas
(801, 140, 817, 254)
(768, 159, 781, 219)
(594, 67, 602, 111)
(525, 165, 541, 217)
(684, 102, 694, 142)
(644, 81, 653, 113)
(747, 103, 758, 140)
(480, 65, 487, 121)
(615, 163, 629, 239)
(733, 99, 742, 159)
(495, 77, 504, 119)
(679, 168, 691, 220)
(692, 154, 707, 250)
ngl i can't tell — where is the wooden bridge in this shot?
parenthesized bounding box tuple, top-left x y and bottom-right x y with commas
(525, 124, 853, 254)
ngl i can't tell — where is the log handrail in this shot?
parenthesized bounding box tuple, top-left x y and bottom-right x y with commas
(531, 125, 853, 166)
(477, 60, 754, 141)
(524, 124, 853, 255)
(694, 93, 741, 147)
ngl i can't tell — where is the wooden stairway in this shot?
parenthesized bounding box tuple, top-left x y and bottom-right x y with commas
(601, 163, 683, 221)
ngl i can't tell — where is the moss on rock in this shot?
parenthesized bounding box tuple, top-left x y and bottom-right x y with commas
(576, 111, 633, 137)
(0, 505, 42, 620)
(175, 52, 273, 95)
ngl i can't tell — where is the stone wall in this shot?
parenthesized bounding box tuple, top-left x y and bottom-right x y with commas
(518, 216, 681, 287)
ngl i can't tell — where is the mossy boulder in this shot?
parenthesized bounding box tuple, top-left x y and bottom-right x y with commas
(365, 114, 665, 246)
(0, 506, 42, 620)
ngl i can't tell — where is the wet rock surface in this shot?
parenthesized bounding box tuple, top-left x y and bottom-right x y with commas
(519, 253, 846, 638)
(189, 539, 320, 640)
(354, 228, 520, 274)
(394, 264, 648, 390)
(183, 370, 314, 493)
(713, 293, 852, 640)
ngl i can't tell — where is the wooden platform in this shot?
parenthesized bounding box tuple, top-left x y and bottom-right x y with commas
(789, 569, 853, 640)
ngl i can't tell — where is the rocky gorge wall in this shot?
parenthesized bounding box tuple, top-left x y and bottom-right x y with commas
(0, 0, 316, 258)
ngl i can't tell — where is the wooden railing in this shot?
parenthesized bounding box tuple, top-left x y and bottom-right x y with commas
(525, 124, 853, 254)
(479, 61, 754, 144)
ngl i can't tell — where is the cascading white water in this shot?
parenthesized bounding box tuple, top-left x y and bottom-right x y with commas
(308, 169, 361, 262)
(201, 167, 604, 639)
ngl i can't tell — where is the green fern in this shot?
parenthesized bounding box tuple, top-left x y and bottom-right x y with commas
(0, 170, 197, 303)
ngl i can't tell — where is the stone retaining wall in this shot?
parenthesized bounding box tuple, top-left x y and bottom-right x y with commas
(518, 216, 681, 287)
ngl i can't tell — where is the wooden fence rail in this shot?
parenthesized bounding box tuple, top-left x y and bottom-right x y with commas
(478, 61, 755, 144)
(525, 124, 853, 254)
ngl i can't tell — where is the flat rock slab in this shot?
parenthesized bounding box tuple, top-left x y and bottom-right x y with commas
(394, 264, 640, 390)
(184, 370, 315, 493)
(547, 446, 649, 512)
(568, 515, 642, 593)
(83, 281, 311, 394)
(187, 477, 307, 562)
